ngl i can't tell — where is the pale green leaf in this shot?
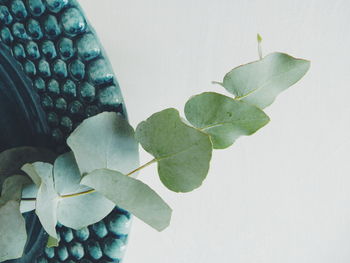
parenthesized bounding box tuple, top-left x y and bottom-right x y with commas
(0, 201, 27, 261)
(82, 169, 172, 231)
(67, 112, 139, 176)
(0, 176, 29, 261)
(36, 184, 59, 239)
(184, 92, 270, 149)
(32, 163, 59, 240)
(222, 52, 310, 108)
(57, 191, 115, 230)
(0, 175, 31, 205)
(0, 147, 56, 192)
(135, 108, 212, 192)
(53, 151, 115, 229)
(53, 152, 87, 195)
(21, 163, 45, 186)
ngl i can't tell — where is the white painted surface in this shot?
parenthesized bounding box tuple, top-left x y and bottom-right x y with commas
(81, 1, 350, 262)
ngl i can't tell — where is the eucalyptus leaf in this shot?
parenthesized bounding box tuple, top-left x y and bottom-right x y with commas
(53, 151, 115, 230)
(82, 169, 172, 231)
(222, 52, 310, 108)
(57, 191, 115, 230)
(0, 201, 27, 262)
(67, 112, 139, 176)
(32, 162, 59, 240)
(53, 152, 87, 195)
(136, 108, 212, 192)
(36, 182, 59, 239)
(21, 163, 45, 186)
(185, 92, 270, 149)
(0, 175, 31, 205)
(0, 147, 56, 192)
(0, 176, 29, 261)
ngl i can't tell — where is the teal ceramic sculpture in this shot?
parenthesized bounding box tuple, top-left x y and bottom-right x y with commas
(0, 0, 132, 262)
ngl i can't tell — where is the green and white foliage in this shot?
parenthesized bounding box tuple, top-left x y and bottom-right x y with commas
(0, 45, 310, 262)
(21, 149, 129, 236)
(54, 152, 115, 230)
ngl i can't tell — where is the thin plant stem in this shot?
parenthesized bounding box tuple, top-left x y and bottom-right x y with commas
(258, 43, 262, 60)
(20, 159, 157, 201)
(126, 158, 156, 177)
(61, 189, 96, 199)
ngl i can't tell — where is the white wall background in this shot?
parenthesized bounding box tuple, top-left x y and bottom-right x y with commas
(81, 1, 350, 262)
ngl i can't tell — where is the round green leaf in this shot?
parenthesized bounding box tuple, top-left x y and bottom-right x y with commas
(222, 52, 310, 108)
(57, 191, 115, 230)
(53, 152, 87, 195)
(0, 200, 27, 262)
(184, 92, 270, 149)
(82, 169, 172, 231)
(53, 151, 115, 230)
(135, 108, 212, 192)
(30, 162, 59, 240)
(67, 112, 139, 176)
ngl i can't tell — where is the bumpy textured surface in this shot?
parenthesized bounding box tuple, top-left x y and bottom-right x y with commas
(0, 0, 132, 262)
(0, 0, 126, 152)
(37, 208, 132, 263)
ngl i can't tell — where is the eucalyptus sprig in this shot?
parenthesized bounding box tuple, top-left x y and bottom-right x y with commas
(0, 40, 310, 261)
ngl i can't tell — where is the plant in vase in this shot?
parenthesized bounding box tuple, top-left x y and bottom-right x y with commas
(0, 34, 310, 262)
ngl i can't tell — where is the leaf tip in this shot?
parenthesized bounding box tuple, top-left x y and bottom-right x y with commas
(46, 236, 59, 248)
(257, 33, 263, 43)
(211, 81, 224, 87)
(156, 208, 173, 232)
